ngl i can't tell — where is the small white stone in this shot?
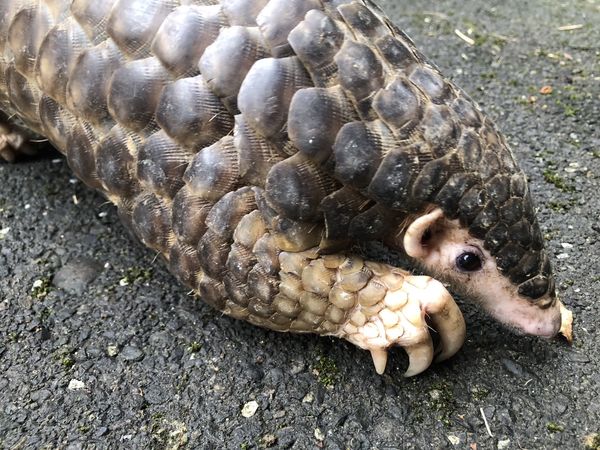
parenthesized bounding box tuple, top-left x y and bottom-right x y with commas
(0, 227, 9, 239)
(560, 242, 573, 249)
(447, 434, 460, 446)
(241, 400, 259, 418)
(497, 438, 511, 450)
(107, 345, 119, 357)
(314, 428, 325, 441)
(68, 379, 85, 391)
(302, 392, 314, 403)
(556, 253, 570, 259)
(32, 279, 43, 289)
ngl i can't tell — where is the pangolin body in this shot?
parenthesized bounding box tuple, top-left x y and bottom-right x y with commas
(0, 0, 572, 376)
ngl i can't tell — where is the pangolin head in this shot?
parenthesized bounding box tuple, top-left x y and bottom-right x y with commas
(394, 120, 573, 342)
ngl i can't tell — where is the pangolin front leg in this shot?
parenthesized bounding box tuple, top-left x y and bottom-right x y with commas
(205, 193, 466, 376)
(282, 252, 465, 376)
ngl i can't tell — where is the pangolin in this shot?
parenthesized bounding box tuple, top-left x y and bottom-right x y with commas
(0, 0, 573, 376)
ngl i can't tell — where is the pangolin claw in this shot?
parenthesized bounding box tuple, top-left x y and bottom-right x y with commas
(370, 348, 388, 375)
(341, 272, 466, 377)
(404, 338, 435, 378)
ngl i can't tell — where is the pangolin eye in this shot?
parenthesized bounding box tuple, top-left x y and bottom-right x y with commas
(456, 252, 483, 272)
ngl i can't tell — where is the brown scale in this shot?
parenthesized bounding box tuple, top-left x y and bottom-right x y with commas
(253, 187, 323, 253)
(198, 187, 257, 278)
(94, 124, 142, 198)
(410, 152, 464, 203)
(234, 115, 286, 187)
(265, 152, 340, 222)
(38, 95, 77, 153)
(106, 0, 177, 58)
(375, 34, 421, 73)
(419, 104, 461, 158)
(70, 0, 118, 42)
(334, 39, 385, 118)
(151, 5, 226, 78)
(252, 232, 281, 275)
(168, 241, 202, 289)
(220, 0, 269, 26)
(288, 85, 359, 164)
(199, 26, 270, 114)
(238, 56, 311, 139)
(204, 186, 257, 238)
(320, 186, 372, 249)
(408, 65, 453, 105)
(332, 119, 395, 190)
(35, 17, 91, 105)
(131, 191, 174, 255)
(372, 76, 423, 138)
(7, 4, 54, 79)
(182, 136, 239, 202)
(137, 130, 191, 198)
(288, 9, 345, 87)
(255, 0, 322, 57)
(337, 2, 390, 40)
(197, 272, 227, 311)
(348, 203, 402, 242)
(5, 65, 43, 130)
(65, 119, 103, 190)
(107, 57, 171, 133)
(197, 228, 232, 279)
(155, 75, 233, 150)
(66, 40, 124, 126)
(171, 186, 212, 247)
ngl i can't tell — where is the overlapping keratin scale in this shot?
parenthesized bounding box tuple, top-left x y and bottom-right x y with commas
(0, 0, 554, 354)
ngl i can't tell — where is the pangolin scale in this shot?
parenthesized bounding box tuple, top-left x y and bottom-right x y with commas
(0, 0, 572, 376)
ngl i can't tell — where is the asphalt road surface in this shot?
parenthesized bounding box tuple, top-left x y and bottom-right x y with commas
(1, 0, 599, 448)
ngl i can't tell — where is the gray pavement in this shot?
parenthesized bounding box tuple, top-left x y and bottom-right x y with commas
(1, 0, 599, 448)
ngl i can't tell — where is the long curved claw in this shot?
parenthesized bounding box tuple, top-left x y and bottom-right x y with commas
(404, 336, 434, 377)
(403, 278, 466, 363)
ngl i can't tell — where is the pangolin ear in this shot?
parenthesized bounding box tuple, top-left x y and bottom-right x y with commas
(404, 208, 446, 259)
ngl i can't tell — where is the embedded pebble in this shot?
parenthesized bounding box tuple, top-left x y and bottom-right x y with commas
(120, 345, 144, 362)
(242, 400, 259, 418)
(68, 379, 85, 391)
(302, 392, 315, 403)
(447, 435, 460, 446)
(497, 438, 511, 450)
(314, 428, 325, 441)
(106, 345, 119, 357)
(53, 257, 103, 294)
